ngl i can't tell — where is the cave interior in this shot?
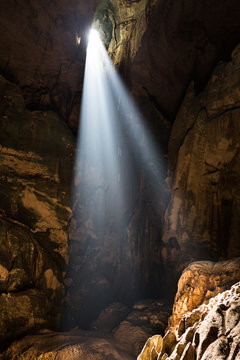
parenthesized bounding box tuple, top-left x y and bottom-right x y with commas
(0, 0, 240, 359)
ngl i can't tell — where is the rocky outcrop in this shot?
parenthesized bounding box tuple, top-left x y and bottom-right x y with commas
(113, 300, 170, 356)
(2, 299, 170, 359)
(0, 218, 65, 345)
(162, 44, 240, 284)
(0, 74, 74, 345)
(167, 258, 240, 331)
(138, 281, 240, 360)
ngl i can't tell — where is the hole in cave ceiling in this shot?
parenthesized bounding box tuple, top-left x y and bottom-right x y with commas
(92, 0, 116, 49)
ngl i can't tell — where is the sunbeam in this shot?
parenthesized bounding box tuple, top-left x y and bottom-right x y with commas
(69, 28, 166, 327)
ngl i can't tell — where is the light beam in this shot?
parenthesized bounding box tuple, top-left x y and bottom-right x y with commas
(69, 27, 166, 326)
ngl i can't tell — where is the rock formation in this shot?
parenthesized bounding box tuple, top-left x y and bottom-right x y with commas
(168, 258, 240, 331)
(0, 0, 99, 130)
(0, 0, 240, 358)
(138, 266, 240, 360)
(162, 44, 240, 289)
(2, 300, 171, 359)
(0, 74, 74, 347)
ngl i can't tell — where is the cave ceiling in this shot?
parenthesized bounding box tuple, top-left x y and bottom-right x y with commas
(1, 0, 240, 131)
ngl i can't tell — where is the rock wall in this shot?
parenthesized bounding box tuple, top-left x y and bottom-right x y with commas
(1, 0, 240, 349)
(138, 264, 240, 360)
(0, 74, 74, 346)
(162, 45, 240, 285)
(108, 0, 240, 120)
(0, 0, 99, 130)
(167, 258, 240, 331)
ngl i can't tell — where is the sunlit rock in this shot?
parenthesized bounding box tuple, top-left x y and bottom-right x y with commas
(168, 258, 240, 331)
(137, 334, 163, 360)
(138, 281, 240, 360)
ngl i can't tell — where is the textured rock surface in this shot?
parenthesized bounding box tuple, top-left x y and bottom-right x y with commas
(1, 0, 240, 353)
(138, 281, 240, 360)
(0, 75, 74, 344)
(168, 258, 240, 331)
(0, 74, 74, 263)
(113, 300, 170, 356)
(2, 300, 170, 359)
(0, 218, 65, 345)
(3, 330, 135, 360)
(109, 0, 240, 119)
(0, 0, 99, 129)
(162, 44, 240, 285)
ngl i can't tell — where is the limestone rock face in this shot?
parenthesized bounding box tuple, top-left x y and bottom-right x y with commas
(162, 44, 240, 283)
(167, 258, 240, 331)
(109, 0, 240, 120)
(0, 0, 99, 129)
(0, 74, 74, 263)
(0, 74, 74, 345)
(138, 281, 240, 360)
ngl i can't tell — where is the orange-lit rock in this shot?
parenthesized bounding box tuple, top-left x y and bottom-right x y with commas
(0, 74, 74, 345)
(163, 44, 240, 287)
(2, 300, 171, 359)
(168, 258, 240, 331)
(138, 281, 240, 360)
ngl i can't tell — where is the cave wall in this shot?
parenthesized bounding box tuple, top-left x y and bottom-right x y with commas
(0, 0, 100, 130)
(0, 0, 240, 343)
(108, 0, 240, 120)
(162, 45, 240, 285)
(64, 0, 240, 327)
(0, 0, 100, 342)
(0, 74, 75, 345)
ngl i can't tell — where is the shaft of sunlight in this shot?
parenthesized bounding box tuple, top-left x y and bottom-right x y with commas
(75, 26, 164, 239)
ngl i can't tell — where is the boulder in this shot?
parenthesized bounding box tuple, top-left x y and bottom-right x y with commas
(168, 257, 240, 330)
(138, 281, 240, 360)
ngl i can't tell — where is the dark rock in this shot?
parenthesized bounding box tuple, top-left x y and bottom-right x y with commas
(0, 74, 74, 265)
(163, 44, 240, 288)
(90, 302, 130, 332)
(0, 0, 100, 129)
(0, 74, 74, 345)
(3, 329, 135, 360)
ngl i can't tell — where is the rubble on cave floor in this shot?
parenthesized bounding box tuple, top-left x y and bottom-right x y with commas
(1, 299, 171, 359)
